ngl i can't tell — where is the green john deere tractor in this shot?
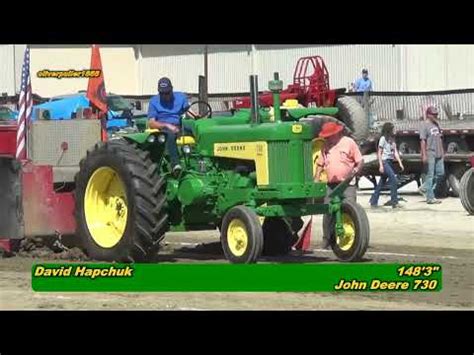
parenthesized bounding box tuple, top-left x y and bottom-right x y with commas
(74, 74, 370, 263)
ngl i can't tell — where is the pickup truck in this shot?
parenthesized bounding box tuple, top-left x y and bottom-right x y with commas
(31, 92, 147, 131)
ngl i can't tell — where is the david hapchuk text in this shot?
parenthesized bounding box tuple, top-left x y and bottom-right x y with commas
(34, 265, 134, 279)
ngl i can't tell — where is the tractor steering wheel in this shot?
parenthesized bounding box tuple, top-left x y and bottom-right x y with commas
(187, 101, 213, 119)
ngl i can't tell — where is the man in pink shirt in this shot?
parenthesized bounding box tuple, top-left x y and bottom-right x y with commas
(315, 122, 364, 187)
(314, 121, 364, 248)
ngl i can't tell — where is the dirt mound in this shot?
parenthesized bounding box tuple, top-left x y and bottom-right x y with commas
(52, 247, 89, 261)
(14, 238, 89, 261)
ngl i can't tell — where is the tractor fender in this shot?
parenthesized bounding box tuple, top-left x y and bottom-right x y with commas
(119, 129, 162, 145)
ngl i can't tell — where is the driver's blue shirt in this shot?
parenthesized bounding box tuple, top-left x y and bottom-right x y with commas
(148, 92, 189, 126)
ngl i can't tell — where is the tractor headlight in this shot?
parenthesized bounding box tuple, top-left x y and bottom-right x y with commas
(158, 134, 166, 143)
(182, 145, 191, 154)
(147, 134, 156, 143)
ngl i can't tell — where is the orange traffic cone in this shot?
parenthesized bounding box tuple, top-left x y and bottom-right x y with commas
(292, 216, 313, 252)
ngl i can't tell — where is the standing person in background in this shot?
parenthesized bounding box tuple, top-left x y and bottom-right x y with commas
(354, 68, 373, 92)
(420, 106, 445, 204)
(370, 122, 405, 209)
(353, 69, 373, 110)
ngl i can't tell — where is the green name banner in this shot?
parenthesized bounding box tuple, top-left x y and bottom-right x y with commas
(32, 263, 442, 292)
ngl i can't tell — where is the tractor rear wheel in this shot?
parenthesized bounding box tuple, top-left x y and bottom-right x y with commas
(220, 205, 263, 263)
(262, 217, 301, 256)
(336, 96, 369, 143)
(324, 200, 370, 261)
(74, 139, 168, 262)
(460, 168, 474, 215)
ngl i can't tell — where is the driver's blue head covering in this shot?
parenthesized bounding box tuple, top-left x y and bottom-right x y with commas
(158, 77, 173, 94)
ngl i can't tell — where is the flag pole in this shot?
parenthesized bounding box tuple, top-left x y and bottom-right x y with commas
(16, 44, 32, 163)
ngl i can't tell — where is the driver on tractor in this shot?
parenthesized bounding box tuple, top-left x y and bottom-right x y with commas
(148, 77, 198, 174)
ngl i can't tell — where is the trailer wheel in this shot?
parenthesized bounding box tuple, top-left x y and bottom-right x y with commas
(435, 177, 449, 199)
(75, 139, 168, 262)
(421, 172, 450, 199)
(336, 96, 369, 143)
(460, 168, 474, 215)
(448, 174, 460, 197)
(262, 217, 300, 256)
(325, 200, 370, 261)
(221, 205, 263, 263)
(447, 165, 469, 198)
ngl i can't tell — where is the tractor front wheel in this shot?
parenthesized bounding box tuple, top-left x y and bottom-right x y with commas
(74, 139, 168, 262)
(220, 206, 263, 263)
(324, 200, 370, 261)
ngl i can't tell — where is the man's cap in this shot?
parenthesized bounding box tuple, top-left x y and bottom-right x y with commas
(319, 122, 344, 138)
(158, 77, 173, 94)
(426, 106, 439, 116)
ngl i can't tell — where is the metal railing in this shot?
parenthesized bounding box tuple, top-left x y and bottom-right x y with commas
(346, 89, 474, 122)
(3, 89, 473, 125)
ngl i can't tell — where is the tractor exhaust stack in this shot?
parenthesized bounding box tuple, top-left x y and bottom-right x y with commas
(269, 72, 283, 122)
(249, 75, 260, 124)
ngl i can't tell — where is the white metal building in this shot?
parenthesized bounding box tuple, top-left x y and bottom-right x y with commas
(139, 44, 474, 94)
(1, 44, 474, 97)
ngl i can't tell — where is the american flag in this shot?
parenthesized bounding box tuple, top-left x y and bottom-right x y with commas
(16, 46, 32, 160)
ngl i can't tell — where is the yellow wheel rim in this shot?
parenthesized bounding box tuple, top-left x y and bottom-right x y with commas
(84, 167, 128, 248)
(227, 219, 249, 257)
(336, 213, 356, 251)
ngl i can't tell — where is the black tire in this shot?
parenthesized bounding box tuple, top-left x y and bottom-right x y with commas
(324, 200, 370, 262)
(448, 174, 460, 197)
(75, 139, 168, 262)
(445, 137, 469, 154)
(421, 169, 450, 199)
(262, 217, 300, 256)
(447, 165, 468, 198)
(435, 176, 449, 199)
(336, 96, 369, 143)
(220, 205, 263, 263)
(460, 168, 474, 215)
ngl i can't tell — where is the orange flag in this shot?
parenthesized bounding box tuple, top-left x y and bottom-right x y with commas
(87, 44, 107, 113)
(86, 44, 108, 140)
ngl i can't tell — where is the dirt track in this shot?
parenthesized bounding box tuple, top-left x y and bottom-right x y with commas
(1, 191, 473, 310)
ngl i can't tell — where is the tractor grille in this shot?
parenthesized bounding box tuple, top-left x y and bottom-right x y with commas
(269, 141, 292, 183)
(268, 140, 314, 184)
